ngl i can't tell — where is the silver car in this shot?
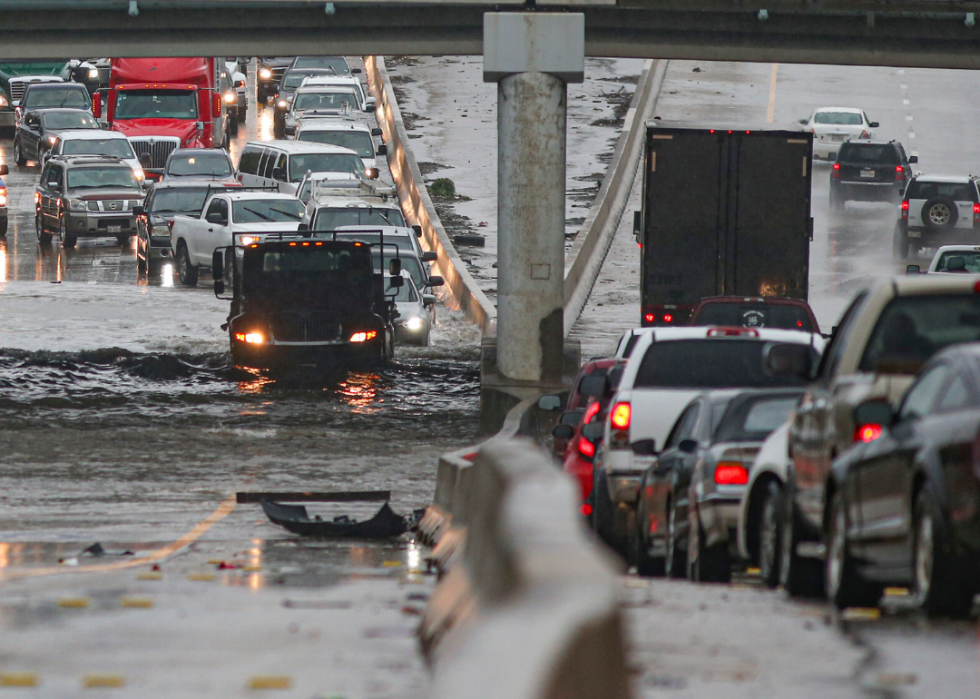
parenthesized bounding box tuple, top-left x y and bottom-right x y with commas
(385, 272, 434, 346)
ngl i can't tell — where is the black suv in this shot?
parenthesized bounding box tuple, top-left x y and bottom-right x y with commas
(14, 82, 91, 127)
(830, 140, 917, 210)
(256, 57, 294, 103)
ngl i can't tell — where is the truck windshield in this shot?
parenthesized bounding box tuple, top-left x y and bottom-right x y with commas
(293, 91, 357, 112)
(66, 167, 140, 190)
(314, 208, 405, 230)
(859, 295, 980, 373)
(635, 340, 811, 389)
(115, 89, 198, 120)
(297, 130, 374, 158)
(289, 153, 364, 182)
(25, 89, 89, 109)
(292, 57, 349, 73)
(43, 112, 99, 130)
(167, 152, 233, 177)
(693, 302, 814, 332)
(233, 199, 305, 223)
(150, 187, 211, 216)
(62, 138, 136, 159)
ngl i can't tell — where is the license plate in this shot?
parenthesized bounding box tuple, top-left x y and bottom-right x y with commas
(908, 230, 922, 238)
(831, 135, 845, 142)
(107, 225, 122, 233)
(860, 170, 875, 178)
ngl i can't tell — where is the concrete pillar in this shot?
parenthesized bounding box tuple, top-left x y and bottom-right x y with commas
(485, 12, 584, 383)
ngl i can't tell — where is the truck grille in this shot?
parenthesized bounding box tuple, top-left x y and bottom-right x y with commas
(271, 313, 342, 343)
(8, 81, 26, 102)
(128, 137, 180, 169)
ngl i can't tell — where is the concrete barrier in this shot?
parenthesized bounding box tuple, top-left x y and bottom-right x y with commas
(364, 56, 498, 336)
(562, 59, 667, 336)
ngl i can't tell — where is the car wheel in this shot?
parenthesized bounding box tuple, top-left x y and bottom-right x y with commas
(664, 499, 687, 579)
(176, 242, 198, 287)
(921, 197, 958, 231)
(591, 468, 618, 550)
(228, 117, 239, 137)
(59, 215, 76, 248)
(892, 222, 910, 260)
(13, 138, 26, 166)
(35, 214, 51, 244)
(631, 503, 665, 578)
(116, 235, 131, 246)
(913, 484, 975, 618)
(758, 480, 783, 589)
(689, 505, 731, 583)
(779, 479, 825, 597)
(826, 491, 882, 609)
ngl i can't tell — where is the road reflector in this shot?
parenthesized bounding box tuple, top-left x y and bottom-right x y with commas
(746, 567, 761, 575)
(382, 561, 402, 567)
(841, 607, 880, 621)
(883, 587, 910, 597)
(0, 673, 38, 687)
(188, 573, 215, 582)
(137, 571, 162, 580)
(83, 674, 125, 688)
(121, 597, 154, 608)
(248, 675, 293, 689)
(58, 597, 90, 608)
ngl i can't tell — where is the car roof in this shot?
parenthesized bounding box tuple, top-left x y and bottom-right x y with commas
(639, 326, 818, 344)
(814, 107, 863, 113)
(169, 148, 228, 157)
(840, 140, 898, 147)
(217, 191, 302, 202)
(55, 129, 128, 140)
(911, 174, 977, 184)
(50, 155, 130, 167)
(890, 275, 980, 295)
(335, 225, 413, 236)
(933, 245, 980, 254)
(152, 179, 231, 190)
(24, 82, 83, 91)
(297, 119, 370, 132)
(313, 197, 400, 209)
(243, 140, 359, 155)
(295, 83, 357, 94)
(302, 75, 359, 86)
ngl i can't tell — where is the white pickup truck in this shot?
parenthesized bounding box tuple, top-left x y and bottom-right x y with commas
(169, 190, 305, 286)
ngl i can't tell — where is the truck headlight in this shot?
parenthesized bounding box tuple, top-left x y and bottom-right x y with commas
(133, 167, 145, 181)
(151, 225, 171, 236)
(87, 68, 99, 79)
(224, 92, 236, 104)
(0, 96, 7, 108)
(277, 99, 287, 109)
(68, 199, 87, 211)
(0, 188, 6, 207)
(259, 68, 273, 80)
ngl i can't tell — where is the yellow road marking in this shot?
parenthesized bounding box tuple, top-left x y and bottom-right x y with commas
(0, 496, 237, 581)
(248, 675, 293, 690)
(767, 63, 779, 123)
(83, 674, 125, 688)
(0, 673, 38, 687)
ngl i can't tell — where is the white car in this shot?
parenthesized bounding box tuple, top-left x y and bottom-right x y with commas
(614, 327, 654, 359)
(386, 271, 434, 346)
(593, 326, 823, 549)
(300, 75, 374, 113)
(799, 107, 878, 161)
(294, 117, 386, 173)
(45, 129, 144, 182)
(283, 85, 365, 137)
(909, 244, 980, 275)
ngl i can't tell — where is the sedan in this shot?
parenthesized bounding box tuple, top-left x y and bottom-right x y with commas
(386, 272, 434, 346)
(824, 343, 980, 617)
(800, 107, 878, 161)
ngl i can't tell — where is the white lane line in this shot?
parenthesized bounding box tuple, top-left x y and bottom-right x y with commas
(903, 99, 910, 105)
(766, 63, 778, 123)
(901, 84, 908, 90)
(906, 115, 914, 121)
(909, 132, 916, 139)
(897, 69, 906, 75)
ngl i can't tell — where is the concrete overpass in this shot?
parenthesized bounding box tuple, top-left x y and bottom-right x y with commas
(3, 0, 980, 69)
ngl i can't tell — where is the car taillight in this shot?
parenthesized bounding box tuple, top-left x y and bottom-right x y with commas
(832, 163, 840, 179)
(715, 462, 748, 485)
(707, 327, 759, 337)
(583, 401, 600, 423)
(579, 503, 593, 517)
(974, 203, 980, 223)
(611, 402, 631, 430)
(644, 313, 655, 323)
(895, 166, 905, 181)
(853, 424, 882, 443)
(578, 437, 595, 459)
(860, 130, 871, 139)
(901, 200, 909, 219)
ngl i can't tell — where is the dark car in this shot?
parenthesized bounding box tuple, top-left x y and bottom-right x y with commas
(691, 296, 820, 334)
(14, 81, 90, 126)
(14, 108, 99, 166)
(136, 181, 225, 273)
(830, 140, 917, 211)
(272, 68, 345, 138)
(256, 57, 294, 102)
(287, 56, 355, 75)
(633, 388, 803, 580)
(162, 148, 237, 182)
(825, 343, 980, 617)
(35, 155, 143, 248)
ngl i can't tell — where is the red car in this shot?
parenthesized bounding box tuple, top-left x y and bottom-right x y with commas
(690, 296, 819, 333)
(549, 358, 622, 458)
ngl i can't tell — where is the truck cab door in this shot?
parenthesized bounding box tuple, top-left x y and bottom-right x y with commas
(201, 198, 229, 265)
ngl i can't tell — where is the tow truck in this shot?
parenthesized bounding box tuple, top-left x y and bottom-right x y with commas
(213, 230, 401, 371)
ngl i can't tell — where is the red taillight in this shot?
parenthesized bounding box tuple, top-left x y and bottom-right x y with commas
(901, 200, 909, 220)
(579, 503, 593, 517)
(832, 163, 840, 179)
(644, 313, 655, 323)
(860, 130, 871, 139)
(973, 280, 980, 294)
(895, 166, 905, 181)
(974, 203, 980, 223)
(583, 400, 600, 423)
(611, 402, 631, 430)
(854, 424, 883, 443)
(578, 438, 595, 459)
(663, 313, 673, 323)
(715, 462, 748, 485)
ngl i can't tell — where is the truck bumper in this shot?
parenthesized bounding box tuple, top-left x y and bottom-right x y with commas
(231, 339, 384, 370)
(834, 181, 902, 203)
(0, 111, 14, 128)
(65, 213, 137, 237)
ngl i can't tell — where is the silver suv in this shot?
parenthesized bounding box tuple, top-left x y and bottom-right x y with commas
(894, 175, 980, 259)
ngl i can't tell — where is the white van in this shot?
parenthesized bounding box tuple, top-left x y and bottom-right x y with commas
(236, 140, 366, 196)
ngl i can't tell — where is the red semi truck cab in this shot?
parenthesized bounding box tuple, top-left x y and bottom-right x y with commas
(95, 58, 228, 179)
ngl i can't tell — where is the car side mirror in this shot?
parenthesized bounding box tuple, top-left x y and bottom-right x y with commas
(0, 164, 7, 176)
(869, 121, 879, 128)
(371, 127, 383, 137)
(427, 275, 445, 288)
(581, 423, 604, 442)
(206, 212, 227, 225)
(388, 258, 401, 276)
(352, 68, 362, 75)
(630, 438, 657, 456)
(578, 374, 608, 398)
(298, 222, 309, 232)
(908, 155, 918, 164)
(212, 249, 224, 275)
(678, 439, 698, 454)
(853, 400, 894, 432)
(389, 275, 404, 289)
(377, 145, 388, 156)
(764, 342, 814, 381)
(412, 224, 422, 237)
(365, 96, 377, 107)
(213, 279, 225, 296)
(272, 167, 286, 182)
(537, 394, 562, 411)
(234, 79, 246, 88)
(552, 423, 574, 440)
(422, 294, 436, 307)
(133, 205, 145, 217)
(906, 264, 921, 275)
(421, 251, 437, 262)
(798, 119, 808, 125)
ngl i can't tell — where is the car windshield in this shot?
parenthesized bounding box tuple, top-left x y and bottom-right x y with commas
(167, 152, 233, 177)
(859, 295, 980, 373)
(372, 250, 424, 289)
(693, 302, 815, 332)
(634, 339, 812, 388)
(232, 199, 305, 223)
(935, 251, 980, 273)
(713, 394, 802, 443)
(386, 278, 418, 302)
(292, 57, 349, 74)
(25, 89, 89, 109)
(331, 231, 412, 252)
(297, 130, 374, 158)
(838, 144, 899, 165)
(314, 208, 406, 230)
(149, 187, 211, 215)
(282, 71, 328, 91)
(906, 181, 976, 202)
(62, 137, 135, 159)
(66, 166, 140, 190)
(814, 111, 863, 125)
(289, 153, 364, 182)
(293, 91, 358, 112)
(115, 89, 197, 119)
(43, 112, 98, 130)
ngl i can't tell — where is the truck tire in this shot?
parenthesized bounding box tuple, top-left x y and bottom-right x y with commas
(13, 138, 26, 166)
(59, 215, 76, 248)
(779, 478, 824, 597)
(176, 242, 199, 287)
(913, 484, 976, 618)
(826, 491, 882, 609)
(35, 215, 51, 244)
(921, 197, 958, 230)
(0, 217, 6, 236)
(758, 480, 783, 588)
(892, 223, 910, 260)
